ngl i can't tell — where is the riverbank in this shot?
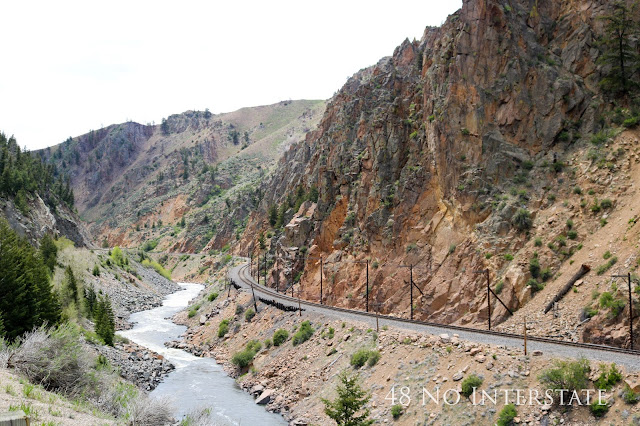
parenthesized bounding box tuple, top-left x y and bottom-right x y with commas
(173, 285, 640, 425)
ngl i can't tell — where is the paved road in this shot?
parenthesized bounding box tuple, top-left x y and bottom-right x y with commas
(229, 261, 640, 371)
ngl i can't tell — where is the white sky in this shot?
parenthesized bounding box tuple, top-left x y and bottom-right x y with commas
(1, 1, 461, 150)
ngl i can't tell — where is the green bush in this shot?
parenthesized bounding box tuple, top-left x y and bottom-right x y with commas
(141, 259, 171, 280)
(208, 292, 218, 302)
(231, 340, 262, 369)
(218, 319, 230, 338)
(391, 404, 403, 419)
(597, 257, 618, 275)
(235, 304, 245, 315)
(495, 281, 504, 294)
(534, 237, 542, 247)
(529, 255, 540, 278)
(245, 308, 255, 322)
(594, 363, 623, 390)
(538, 358, 590, 394)
(461, 374, 483, 397)
(497, 403, 517, 426)
(92, 265, 100, 276)
(292, 321, 314, 346)
(600, 199, 613, 209)
(504, 253, 514, 261)
(528, 278, 544, 293)
(512, 209, 532, 231)
(590, 401, 609, 417)
(567, 230, 578, 240)
(350, 349, 381, 368)
(623, 384, 640, 404)
(540, 268, 552, 282)
(272, 329, 289, 346)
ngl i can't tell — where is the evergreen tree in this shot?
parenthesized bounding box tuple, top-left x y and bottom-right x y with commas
(65, 265, 78, 303)
(268, 204, 278, 227)
(598, 1, 640, 95)
(94, 294, 115, 346)
(84, 286, 97, 319)
(39, 234, 58, 273)
(322, 371, 374, 426)
(0, 219, 60, 341)
(0, 311, 5, 338)
(258, 231, 266, 250)
(276, 202, 287, 228)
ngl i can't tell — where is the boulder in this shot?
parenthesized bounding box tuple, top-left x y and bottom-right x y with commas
(256, 389, 274, 405)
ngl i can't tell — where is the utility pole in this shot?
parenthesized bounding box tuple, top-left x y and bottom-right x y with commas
(250, 280, 258, 313)
(275, 255, 279, 292)
(613, 273, 634, 349)
(410, 265, 414, 320)
(298, 286, 302, 316)
(366, 259, 369, 313)
(523, 318, 527, 355)
(320, 256, 323, 305)
(486, 269, 491, 330)
(263, 252, 267, 287)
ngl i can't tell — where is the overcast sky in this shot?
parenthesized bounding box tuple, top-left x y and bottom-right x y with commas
(1, 1, 461, 150)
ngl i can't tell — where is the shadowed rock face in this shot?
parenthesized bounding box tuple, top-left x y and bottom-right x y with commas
(240, 0, 613, 325)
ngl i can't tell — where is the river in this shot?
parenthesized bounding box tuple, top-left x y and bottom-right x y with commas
(118, 282, 286, 425)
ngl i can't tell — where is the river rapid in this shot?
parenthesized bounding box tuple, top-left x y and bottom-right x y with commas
(119, 282, 286, 425)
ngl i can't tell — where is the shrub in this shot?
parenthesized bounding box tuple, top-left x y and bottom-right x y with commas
(292, 321, 314, 346)
(235, 304, 245, 315)
(5, 325, 91, 395)
(391, 404, 403, 419)
(540, 268, 552, 282)
(600, 199, 613, 209)
(208, 292, 218, 302)
(590, 401, 609, 417)
(264, 339, 272, 349)
(597, 257, 618, 275)
(623, 384, 640, 404)
(495, 281, 504, 294)
(567, 230, 578, 240)
(497, 403, 517, 426)
(528, 279, 544, 293)
(350, 349, 381, 368)
(245, 308, 255, 322)
(512, 209, 533, 231)
(594, 363, 623, 390)
(461, 375, 483, 397)
(534, 237, 542, 247)
(231, 340, 262, 369)
(218, 319, 230, 338)
(504, 253, 514, 261)
(92, 265, 100, 276)
(272, 329, 289, 346)
(140, 259, 171, 280)
(573, 187, 582, 195)
(529, 255, 540, 278)
(538, 358, 590, 394)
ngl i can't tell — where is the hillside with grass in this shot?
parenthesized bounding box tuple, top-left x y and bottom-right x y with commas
(41, 100, 325, 258)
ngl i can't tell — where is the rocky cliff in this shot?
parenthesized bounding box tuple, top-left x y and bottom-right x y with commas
(239, 0, 633, 328)
(42, 100, 325, 254)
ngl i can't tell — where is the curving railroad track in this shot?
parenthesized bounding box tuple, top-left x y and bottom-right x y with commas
(229, 260, 640, 371)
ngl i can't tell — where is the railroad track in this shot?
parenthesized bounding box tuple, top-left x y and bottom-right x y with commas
(229, 260, 640, 367)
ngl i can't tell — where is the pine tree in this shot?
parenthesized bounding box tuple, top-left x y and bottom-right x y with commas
(65, 265, 78, 303)
(84, 286, 97, 319)
(0, 218, 60, 341)
(598, 1, 640, 95)
(39, 234, 58, 273)
(258, 231, 266, 250)
(268, 205, 278, 227)
(322, 371, 374, 426)
(94, 294, 115, 346)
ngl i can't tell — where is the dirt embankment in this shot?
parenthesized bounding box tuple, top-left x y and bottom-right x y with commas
(173, 286, 640, 425)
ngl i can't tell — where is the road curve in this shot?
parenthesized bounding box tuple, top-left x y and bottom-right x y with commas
(228, 261, 640, 371)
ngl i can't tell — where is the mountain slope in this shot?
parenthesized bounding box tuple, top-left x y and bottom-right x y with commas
(42, 100, 325, 253)
(235, 0, 640, 336)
